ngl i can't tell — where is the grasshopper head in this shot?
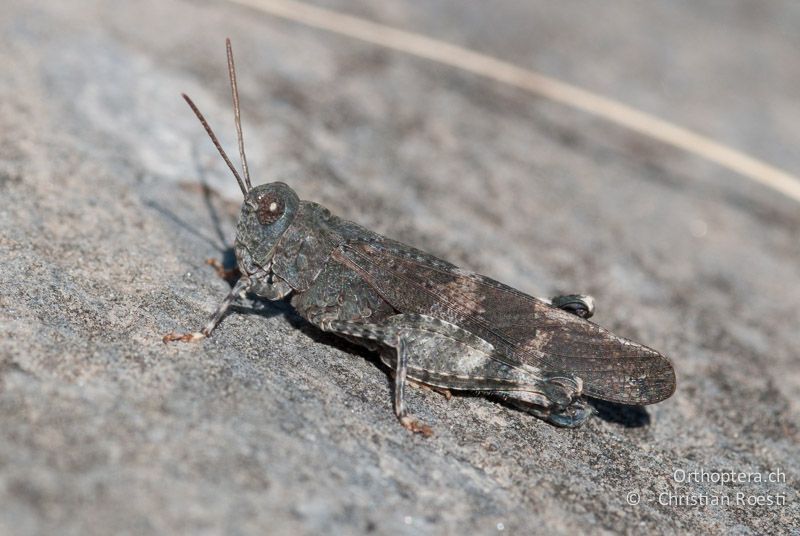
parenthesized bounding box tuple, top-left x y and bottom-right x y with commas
(181, 41, 302, 280)
(234, 182, 300, 275)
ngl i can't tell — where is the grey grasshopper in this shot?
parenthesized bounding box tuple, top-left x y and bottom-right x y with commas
(165, 40, 676, 435)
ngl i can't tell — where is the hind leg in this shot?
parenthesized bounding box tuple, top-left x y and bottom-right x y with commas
(493, 375, 593, 428)
(313, 313, 591, 433)
(497, 392, 594, 428)
(550, 294, 596, 319)
(390, 337, 434, 436)
(547, 399, 594, 427)
(388, 369, 452, 400)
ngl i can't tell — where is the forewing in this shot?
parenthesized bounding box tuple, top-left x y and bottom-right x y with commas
(334, 240, 675, 404)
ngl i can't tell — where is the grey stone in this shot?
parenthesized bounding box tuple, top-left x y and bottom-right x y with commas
(1, 0, 798, 534)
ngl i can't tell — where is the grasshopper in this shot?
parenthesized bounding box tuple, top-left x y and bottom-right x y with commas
(165, 40, 676, 435)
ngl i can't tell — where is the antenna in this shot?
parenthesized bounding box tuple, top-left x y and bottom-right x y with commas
(226, 38, 252, 191)
(182, 93, 249, 197)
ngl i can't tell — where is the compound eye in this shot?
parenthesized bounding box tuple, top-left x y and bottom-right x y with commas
(256, 192, 285, 225)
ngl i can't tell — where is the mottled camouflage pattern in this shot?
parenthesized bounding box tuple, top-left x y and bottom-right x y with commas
(218, 182, 675, 430)
(163, 40, 677, 430)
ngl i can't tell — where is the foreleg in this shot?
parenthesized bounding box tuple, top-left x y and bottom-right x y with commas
(163, 277, 251, 342)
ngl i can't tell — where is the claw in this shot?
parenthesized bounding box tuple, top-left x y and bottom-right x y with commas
(206, 258, 240, 281)
(400, 415, 434, 437)
(162, 331, 206, 343)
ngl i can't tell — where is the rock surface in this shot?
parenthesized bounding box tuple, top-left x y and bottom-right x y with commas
(1, 0, 798, 533)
